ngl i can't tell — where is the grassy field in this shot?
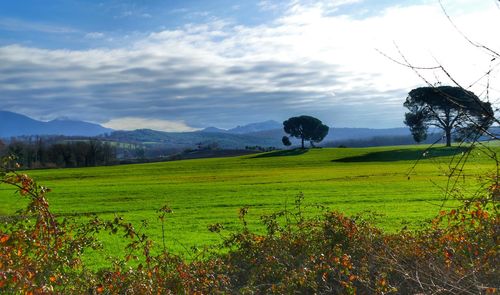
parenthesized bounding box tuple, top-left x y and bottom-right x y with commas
(0, 144, 495, 267)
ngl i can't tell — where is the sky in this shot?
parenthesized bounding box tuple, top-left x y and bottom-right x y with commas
(0, 0, 499, 131)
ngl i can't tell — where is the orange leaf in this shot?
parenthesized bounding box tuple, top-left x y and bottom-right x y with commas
(321, 272, 328, 282)
(380, 278, 386, 287)
(0, 235, 9, 243)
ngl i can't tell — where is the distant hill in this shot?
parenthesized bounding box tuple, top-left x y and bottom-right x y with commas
(1, 111, 428, 148)
(104, 126, 424, 150)
(246, 127, 413, 143)
(0, 111, 112, 137)
(326, 127, 412, 142)
(201, 126, 228, 133)
(201, 120, 282, 134)
(228, 120, 282, 134)
(106, 129, 281, 149)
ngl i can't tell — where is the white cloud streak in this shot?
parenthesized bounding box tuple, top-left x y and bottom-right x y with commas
(85, 32, 105, 39)
(103, 117, 197, 132)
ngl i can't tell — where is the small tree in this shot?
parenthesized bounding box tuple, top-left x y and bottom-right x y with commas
(404, 86, 493, 147)
(281, 136, 292, 147)
(283, 115, 329, 149)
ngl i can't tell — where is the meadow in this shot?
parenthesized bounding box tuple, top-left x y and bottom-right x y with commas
(0, 144, 495, 267)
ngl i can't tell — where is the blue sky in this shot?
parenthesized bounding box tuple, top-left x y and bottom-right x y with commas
(0, 0, 498, 131)
(0, 0, 282, 49)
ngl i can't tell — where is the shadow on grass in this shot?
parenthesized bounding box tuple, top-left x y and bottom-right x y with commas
(333, 146, 469, 163)
(252, 148, 309, 158)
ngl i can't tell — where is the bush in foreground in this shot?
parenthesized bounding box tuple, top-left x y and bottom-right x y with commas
(0, 157, 498, 294)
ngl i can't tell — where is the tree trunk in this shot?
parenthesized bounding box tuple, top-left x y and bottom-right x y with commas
(445, 127, 452, 147)
(301, 136, 305, 149)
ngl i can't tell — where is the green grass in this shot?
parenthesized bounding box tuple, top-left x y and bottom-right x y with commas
(0, 144, 495, 267)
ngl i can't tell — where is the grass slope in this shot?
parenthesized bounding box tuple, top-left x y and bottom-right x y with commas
(0, 145, 494, 267)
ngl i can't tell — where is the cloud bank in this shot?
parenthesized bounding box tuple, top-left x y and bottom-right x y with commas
(0, 0, 498, 131)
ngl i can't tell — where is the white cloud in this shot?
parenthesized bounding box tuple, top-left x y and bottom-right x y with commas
(0, 0, 498, 129)
(103, 118, 197, 132)
(85, 32, 105, 39)
(257, 0, 281, 11)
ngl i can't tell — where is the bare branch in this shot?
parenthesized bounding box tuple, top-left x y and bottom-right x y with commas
(439, 0, 500, 58)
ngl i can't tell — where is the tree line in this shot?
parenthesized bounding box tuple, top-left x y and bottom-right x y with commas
(0, 137, 117, 169)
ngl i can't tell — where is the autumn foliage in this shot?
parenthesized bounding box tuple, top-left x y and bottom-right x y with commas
(0, 156, 498, 294)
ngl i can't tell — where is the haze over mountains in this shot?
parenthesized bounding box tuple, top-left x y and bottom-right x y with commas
(1, 110, 419, 148)
(202, 120, 282, 134)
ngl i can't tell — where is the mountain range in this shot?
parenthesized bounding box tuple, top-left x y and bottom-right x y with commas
(1, 110, 419, 148)
(0, 111, 112, 137)
(107, 126, 417, 149)
(202, 120, 282, 134)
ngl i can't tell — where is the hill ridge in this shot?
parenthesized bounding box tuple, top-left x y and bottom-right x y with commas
(0, 110, 112, 137)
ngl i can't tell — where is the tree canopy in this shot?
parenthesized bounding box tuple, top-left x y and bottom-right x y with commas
(281, 136, 292, 147)
(404, 86, 494, 146)
(283, 115, 329, 149)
